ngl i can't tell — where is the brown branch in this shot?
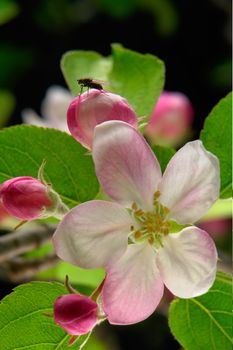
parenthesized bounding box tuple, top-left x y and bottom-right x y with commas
(0, 225, 55, 263)
(0, 253, 59, 283)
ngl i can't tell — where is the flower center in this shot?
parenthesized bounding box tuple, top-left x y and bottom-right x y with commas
(129, 191, 170, 249)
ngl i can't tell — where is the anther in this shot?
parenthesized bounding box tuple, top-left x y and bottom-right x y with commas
(134, 230, 142, 239)
(153, 191, 161, 199)
(135, 209, 144, 217)
(163, 207, 170, 215)
(162, 228, 169, 235)
(148, 236, 154, 245)
(132, 202, 137, 211)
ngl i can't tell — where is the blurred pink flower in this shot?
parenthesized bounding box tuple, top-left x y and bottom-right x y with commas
(54, 294, 98, 335)
(53, 121, 219, 325)
(67, 89, 137, 150)
(146, 91, 194, 146)
(198, 218, 231, 240)
(22, 86, 73, 132)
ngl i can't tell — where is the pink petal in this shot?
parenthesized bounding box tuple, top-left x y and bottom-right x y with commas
(93, 121, 162, 211)
(53, 200, 133, 269)
(156, 227, 218, 298)
(54, 294, 98, 335)
(102, 243, 164, 325)
(159, 140, 220, 224)
(67, 90, 137, 150)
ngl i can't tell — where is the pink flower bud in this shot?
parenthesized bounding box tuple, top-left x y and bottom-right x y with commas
(54, 294, 98, 335)
(146, 92, 194, 146)
(67, 89, 137, 149)
(0, 201, 8, 221)
(0, 176, 52, 220)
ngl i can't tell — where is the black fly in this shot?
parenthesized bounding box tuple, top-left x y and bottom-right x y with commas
(77, 78, 105, 94)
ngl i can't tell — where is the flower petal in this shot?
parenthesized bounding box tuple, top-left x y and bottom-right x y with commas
(93, 121, 162, 211)
(53, 200, 133, 269)
(156, 227, 218, 298)
(42, 86, 72, 125)
(102, 243, 164, 325)
(159, 140, 220, 224)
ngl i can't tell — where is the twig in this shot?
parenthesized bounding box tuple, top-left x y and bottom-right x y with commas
(0, 253, 59, 283)
(0, 225, 55, 263)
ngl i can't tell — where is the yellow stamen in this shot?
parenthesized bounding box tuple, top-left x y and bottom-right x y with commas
(163, 207, 170, 215)
(134, 230, 143, 239)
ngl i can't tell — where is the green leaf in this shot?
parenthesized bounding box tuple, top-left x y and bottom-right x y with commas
(109, 44, 165, 121)
(0, 90, 15, 127)
(152, 144, 175, 172)
(37, 254, 105, 290)
(0, 0, 19, 25)
(169, 272, 232, 350)
(61, 50, 112, 96)
(201, 198, 232, 220)
(0, 125, 99, 207)
(200, 93, 232, 199)
(0, 281, 90, 349)
(61, 45, 165, 125)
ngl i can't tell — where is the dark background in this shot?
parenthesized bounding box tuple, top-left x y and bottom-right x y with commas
(0, 0, 231, 349)
(0, 0, 231, 135)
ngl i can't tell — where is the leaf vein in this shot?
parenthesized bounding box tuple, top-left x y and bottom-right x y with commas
(0, 308, 52, 334)
(191, 299, 232, 343)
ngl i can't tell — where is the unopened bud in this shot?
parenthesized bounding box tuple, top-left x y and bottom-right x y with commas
(146, 92, 194, 147)
(0, 176, 68, 220)
(54, 294, 98, 335)
(67, 89, 137, 150)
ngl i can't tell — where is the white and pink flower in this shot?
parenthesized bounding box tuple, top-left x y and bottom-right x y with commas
(53, 121, 219, 325)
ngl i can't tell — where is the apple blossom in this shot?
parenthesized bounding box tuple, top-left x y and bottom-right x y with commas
(145, 91, 194, 146)
(67, 89, 137, 150)
(53, 121, 219, 325)
(0, 176, 68, 220)
(54, 294, 98, 335)
(22, 85, 73, 132)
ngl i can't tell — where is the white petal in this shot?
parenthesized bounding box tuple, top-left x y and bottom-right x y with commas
(53, 200, 133, 269)
(156, 227, 218, 298)
(41, 85, 73, 124)
(102, 243, 164, 325)
(22, 109, 46, 127)
(159, 140, 220, 224)
(93, 121, 162, 211)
